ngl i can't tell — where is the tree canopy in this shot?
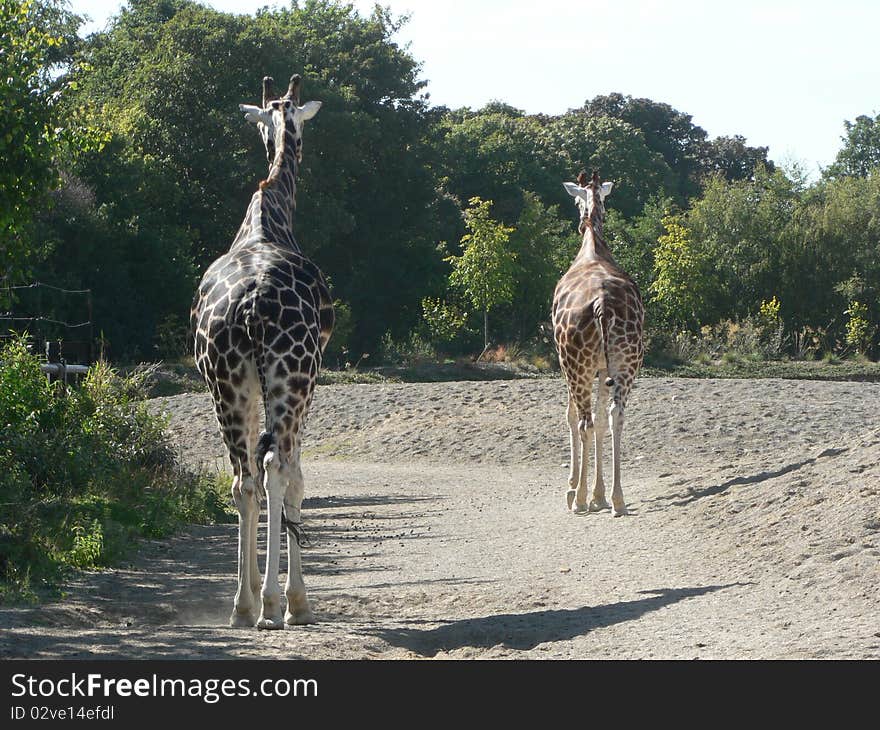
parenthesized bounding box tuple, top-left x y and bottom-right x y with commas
(3, 0, 879, 362)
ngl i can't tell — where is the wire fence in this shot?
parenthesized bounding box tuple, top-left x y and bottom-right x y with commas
(0, 281, 94, 364)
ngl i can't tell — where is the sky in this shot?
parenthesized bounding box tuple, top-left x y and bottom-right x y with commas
(70, 0, 880, 178)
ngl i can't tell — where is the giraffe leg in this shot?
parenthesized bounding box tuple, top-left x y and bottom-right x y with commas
(243, 370, 262, 603)
(249, 500, 260, 603)
(590, 373, 610, 512)
(609, 395, 627, 517)
(284, 447, 315, 625)
(230, 470, 258, 627)
(257, 444, 286, 630)
(210, 386, 259, 628)
(570, 409, 593, 513)
(565, 394, 581, 508)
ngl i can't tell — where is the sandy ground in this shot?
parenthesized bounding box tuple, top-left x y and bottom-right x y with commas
(1, 376, 878, 659)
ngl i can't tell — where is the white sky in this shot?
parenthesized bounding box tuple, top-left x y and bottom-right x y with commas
(70, 0, 880, 177)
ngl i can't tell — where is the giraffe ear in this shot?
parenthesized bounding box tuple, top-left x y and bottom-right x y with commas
(600, 181, 614, 200)
(563, 182, 585, 198)
(298, 100, 322, 121)
(239, 104, 268, 125)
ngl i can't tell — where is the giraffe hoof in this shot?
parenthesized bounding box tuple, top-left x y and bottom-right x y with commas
(285, 607, 316, 626)
(567, 490, 588, 513)
(256, 616, 285, 630)
(229, 611, 256, 628)
(589, 498, 610, 512)
(612, 505, 628, 517)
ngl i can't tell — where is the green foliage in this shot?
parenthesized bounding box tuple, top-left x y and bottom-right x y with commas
(153, 313, 190, 360)
(4, 1, 880, 365)
(702, 135, 774, 182)
(379, 330, 437, 366)
(0, 336, 232, 601)
(579, 93, 707, 201)
(504, 192, 579, 339)
(605, 194, 673, 303)
(435, 105, 568, 224)
(686, 166, 800, 324)
(649, 214, 714, 329)
(844, 301, 873, 354)
(547, 114, 674, 218)
(323, 299, 354, 367)
(0, 0, 96, 281)
(446, 198, 517, 347)
(826, 113, 880, 178)
(421, 297, 467, 343)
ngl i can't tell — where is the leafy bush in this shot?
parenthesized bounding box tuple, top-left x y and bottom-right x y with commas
(0, 336, 232, 603)
(422, 297, 468, 344)
(379, 331, 438, 367)
(323, 299, 354, 368)
(844, 301, 873, 355)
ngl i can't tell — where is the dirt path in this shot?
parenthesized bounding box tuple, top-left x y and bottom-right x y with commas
(2, 377, 878, 659)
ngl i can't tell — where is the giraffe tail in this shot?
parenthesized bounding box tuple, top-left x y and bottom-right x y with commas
(254, 429, 274, 501)
(593, 298, 615, 388)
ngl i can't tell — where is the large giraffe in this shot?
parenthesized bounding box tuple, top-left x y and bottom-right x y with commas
(191, 75, 333, 629)
(552, 171, 644, 517)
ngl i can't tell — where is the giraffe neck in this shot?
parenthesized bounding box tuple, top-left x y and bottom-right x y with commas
(574, 218, 614, 265)
(233, 114, 301, 252)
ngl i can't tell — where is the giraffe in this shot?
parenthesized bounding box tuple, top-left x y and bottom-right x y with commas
(552, 171, 644, 517)
(191, 74, 334, 629)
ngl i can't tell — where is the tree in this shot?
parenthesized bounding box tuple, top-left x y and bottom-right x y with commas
(547, 113, 674, 218)
(506, 191, 578, 339)
(826, 113, 880, 178)
(0, 0, 86, 283)
(435, 105, 568, 225)
(604, 194, 674, 307)
(52, 0, 441, 357)
(685, 166, 798, 325)
(579, 93, 709, 201)
(702, 135, 774, 182)
(446, 198, 517, 350)
(649, 214, 715, 329)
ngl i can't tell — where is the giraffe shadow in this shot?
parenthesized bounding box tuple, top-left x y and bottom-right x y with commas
(0, 491, 440, 643)
(644, 448, 848, 510)
(362, 584, 742, 656)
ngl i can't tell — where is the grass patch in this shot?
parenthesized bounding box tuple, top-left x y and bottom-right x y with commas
(642, 358, 880, 381)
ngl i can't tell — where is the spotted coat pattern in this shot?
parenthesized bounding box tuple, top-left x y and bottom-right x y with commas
(552, 172, 644, 515)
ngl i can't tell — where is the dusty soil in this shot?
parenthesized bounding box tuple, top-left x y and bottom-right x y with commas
(1, 377, 878, 659)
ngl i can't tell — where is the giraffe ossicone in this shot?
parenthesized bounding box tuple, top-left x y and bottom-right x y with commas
(552, 170, 645, 517)
(191, 73, 334, 630)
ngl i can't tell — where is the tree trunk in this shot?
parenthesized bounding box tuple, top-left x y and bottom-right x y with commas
(484, 309, 489, 351)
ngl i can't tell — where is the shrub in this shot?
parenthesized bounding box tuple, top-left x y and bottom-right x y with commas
(379, 331, 438, 367)
(0, 336, 232, 602)
(844, 301, 873, 355)
(323, 299, 355, 368)
(421, 297, 467, 344)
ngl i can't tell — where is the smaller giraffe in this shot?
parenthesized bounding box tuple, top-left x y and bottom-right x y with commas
(552, 171, 644, 516)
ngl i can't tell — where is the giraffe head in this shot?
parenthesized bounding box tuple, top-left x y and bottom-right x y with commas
(239, 74, 322, 165)
(563, 171, 614, 234)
